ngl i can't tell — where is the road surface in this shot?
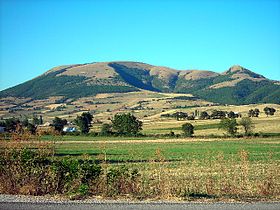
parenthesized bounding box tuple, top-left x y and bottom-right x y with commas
(1, 201, 280, 210)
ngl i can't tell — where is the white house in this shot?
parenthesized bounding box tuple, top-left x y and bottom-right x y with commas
(63, 126, 77, 133)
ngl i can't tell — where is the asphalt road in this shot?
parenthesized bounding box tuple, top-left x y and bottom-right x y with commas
(1, 202, 280, 210)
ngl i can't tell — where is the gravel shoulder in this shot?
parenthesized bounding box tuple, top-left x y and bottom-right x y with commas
(1, 194, 280, 210)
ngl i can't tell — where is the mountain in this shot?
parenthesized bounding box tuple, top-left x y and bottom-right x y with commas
(1, 61, 279, 105)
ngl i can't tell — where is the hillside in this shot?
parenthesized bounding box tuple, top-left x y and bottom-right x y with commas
(0, 61, 279, 105)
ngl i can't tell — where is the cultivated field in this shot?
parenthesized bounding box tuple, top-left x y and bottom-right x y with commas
(1, 90, 280, 200)
(1, 136, 280, 201)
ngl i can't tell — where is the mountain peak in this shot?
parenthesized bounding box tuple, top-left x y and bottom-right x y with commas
(227, 65, 245, 73)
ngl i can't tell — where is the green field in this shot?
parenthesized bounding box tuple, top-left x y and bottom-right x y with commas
(1, 135, 280, 200)
(50, 136, 280, 163)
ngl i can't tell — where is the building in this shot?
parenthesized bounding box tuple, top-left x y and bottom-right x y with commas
(63, 126, 77, 133)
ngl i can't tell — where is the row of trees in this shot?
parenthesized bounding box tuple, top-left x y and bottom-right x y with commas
(0, 115, 43, 134)
(248, 107, 276, 117)
(161, 107, 276, 121)
(52, 112, 94, 134)
(0, 107, 276, 137)
(0, 112, 142, 136)
(219, 117, 254, 136)
(181, 117, 255, 137)
(52, 112, 143, 136)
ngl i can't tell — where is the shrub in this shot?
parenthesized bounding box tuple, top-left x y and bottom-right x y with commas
(100, 123, 113, 136)
(182, 123, 194, 137)
(105, 166, 140, 196)
(0, 142, 101, 196)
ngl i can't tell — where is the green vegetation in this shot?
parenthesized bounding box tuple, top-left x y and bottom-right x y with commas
(52, 117, 67, 133)
(264, 107, 276, 116)
(239, 117, 254, 135)
(0, 67, 137, 99)
(52, 137, 280, 162)
(194, 79, 280, 105)
(111, 113, 143, 136)
(219, 118, 238, 136)
(1, 62, 279, 105)
(181, 123, 194, 137)
(1, 131, 280, 200)
(248, 108, 260, 117)
(0, 142, 101, 197)
(74, 112, 93, 134)
(99, 123, 113, 136)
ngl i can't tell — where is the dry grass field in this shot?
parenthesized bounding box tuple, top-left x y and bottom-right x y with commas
(1, 90, 279, 136)
(1, 90, 280, 200)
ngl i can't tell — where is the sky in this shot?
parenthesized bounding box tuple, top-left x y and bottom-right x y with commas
(0, 0, 280, 90)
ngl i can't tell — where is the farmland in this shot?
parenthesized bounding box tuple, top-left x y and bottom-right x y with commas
(53, 136, 280, 163)
(1, 135, 280, 201)
(1, 90, 280, 201)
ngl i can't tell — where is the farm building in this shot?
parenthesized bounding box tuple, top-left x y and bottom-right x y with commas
(63, 126, 77, 133)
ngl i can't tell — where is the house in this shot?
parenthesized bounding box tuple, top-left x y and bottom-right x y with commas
(63, 126, 77, 133)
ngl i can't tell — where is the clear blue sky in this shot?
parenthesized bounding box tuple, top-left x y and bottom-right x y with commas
(0, 0, 280, 90)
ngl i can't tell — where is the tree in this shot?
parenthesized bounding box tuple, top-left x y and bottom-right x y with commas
(228, 111, 236, 118)
(200, 111, 210, 120)
(26, 123, 37, 134)
(21, 118, 29, 127)
(182, 123, 194, 137)
(100, 123, 112, 136)
(81, 112, 93, 125)
(248, 109, 254, 117)
(74, 112, 93, 134)
(39, 115, 43, 125)
(21, 117, 37, 134)
(187, 115, 195, 120)
(33, 115, 40, 125)
(173, 112, 188, 121)
(52, 117, 67, 133)
(219, 118, 238, 136)
(248, 108, 260, 117)
(254, 108, 260, 117)
(211, 110, 226, 119)
(111, 113, 142, 136)
(264, 107, 276, 116)
(2, 118, 20, 133)
(239, 117, 254, 136)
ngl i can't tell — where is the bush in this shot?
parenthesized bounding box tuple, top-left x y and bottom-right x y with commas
(0, 143, 102, 196)
(105, 166, 140, 196)
(182, 123, 194, 137)
(100, 123, 113, 136)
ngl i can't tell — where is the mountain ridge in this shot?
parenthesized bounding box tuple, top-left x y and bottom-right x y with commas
(1, 61, 279, 105)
